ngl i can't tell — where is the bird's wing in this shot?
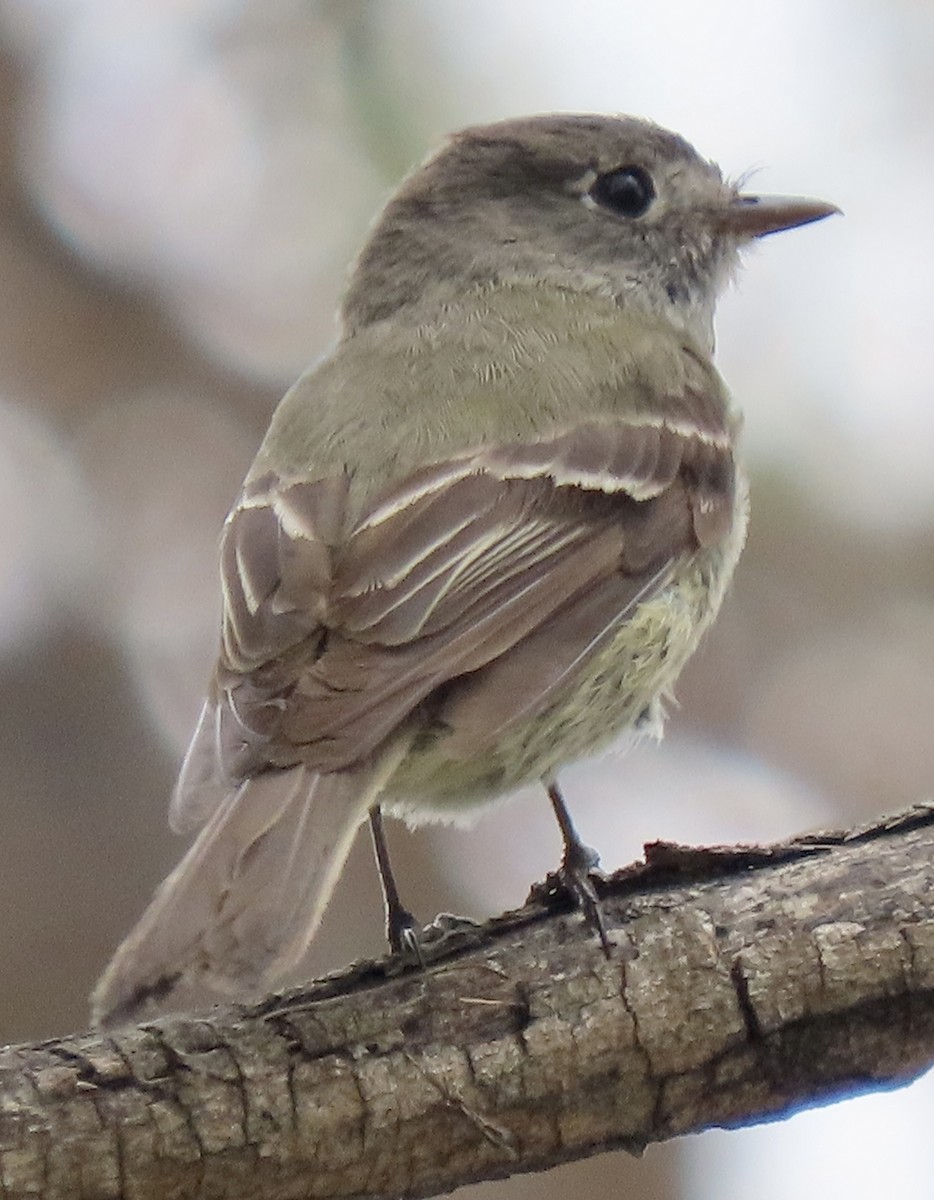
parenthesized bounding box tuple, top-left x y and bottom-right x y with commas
(173, 397, 735, 834)
(290, 411, 735, 769)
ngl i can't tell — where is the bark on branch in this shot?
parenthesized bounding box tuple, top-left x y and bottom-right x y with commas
(5, 803, 934, 1200)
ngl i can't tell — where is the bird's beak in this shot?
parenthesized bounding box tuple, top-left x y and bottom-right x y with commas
(722, 193, 841, 239)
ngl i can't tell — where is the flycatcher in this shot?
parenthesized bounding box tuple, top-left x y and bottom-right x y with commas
(92, 113, 837, 1027)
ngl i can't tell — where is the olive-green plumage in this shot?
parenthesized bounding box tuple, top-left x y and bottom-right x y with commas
(253, 283, 746, 811)
(92, 113, 836, 1027)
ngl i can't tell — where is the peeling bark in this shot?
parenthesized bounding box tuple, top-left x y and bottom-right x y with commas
(4, 803, 934, 1200)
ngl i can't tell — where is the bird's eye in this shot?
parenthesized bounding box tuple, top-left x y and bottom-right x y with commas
(590, 165, 655, 218)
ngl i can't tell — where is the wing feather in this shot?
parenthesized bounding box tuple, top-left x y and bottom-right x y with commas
(174, 402, 736, 823)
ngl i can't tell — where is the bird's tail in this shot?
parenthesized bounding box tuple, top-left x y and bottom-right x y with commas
(91, 755, 398, 1029)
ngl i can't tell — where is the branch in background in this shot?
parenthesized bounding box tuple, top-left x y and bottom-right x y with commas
(3, 804, 934, 1200)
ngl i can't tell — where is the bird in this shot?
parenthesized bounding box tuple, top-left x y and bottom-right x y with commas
(91, 112, 838, 1027)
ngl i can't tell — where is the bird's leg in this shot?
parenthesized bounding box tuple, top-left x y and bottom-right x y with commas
(545, 779, 611, 954)
(368, 805, 422, 960)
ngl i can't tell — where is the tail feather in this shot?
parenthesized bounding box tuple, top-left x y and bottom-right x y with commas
(91, 761, 387, 1028)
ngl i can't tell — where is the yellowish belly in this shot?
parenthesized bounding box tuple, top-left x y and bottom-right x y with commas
(385, 486, 747, 823)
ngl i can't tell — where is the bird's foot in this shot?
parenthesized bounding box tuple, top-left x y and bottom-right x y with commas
(385, 901, 424, 965)
(559, 840, 612, 956)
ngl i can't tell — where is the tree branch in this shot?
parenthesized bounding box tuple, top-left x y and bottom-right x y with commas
(5, 803, 934, 1200)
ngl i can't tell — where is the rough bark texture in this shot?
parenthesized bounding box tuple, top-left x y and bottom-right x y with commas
(4, 803, 934, 1200)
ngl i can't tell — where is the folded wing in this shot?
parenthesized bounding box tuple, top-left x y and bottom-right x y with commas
(172, 404, 735, 830)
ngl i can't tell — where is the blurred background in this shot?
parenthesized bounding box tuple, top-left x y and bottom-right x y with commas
(1, 1, 934, 1197)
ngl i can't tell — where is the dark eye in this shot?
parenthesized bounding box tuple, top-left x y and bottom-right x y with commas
(590, 165, 655, 218)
